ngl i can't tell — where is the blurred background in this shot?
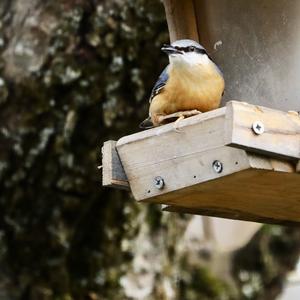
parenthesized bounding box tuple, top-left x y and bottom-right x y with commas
(0, 0, 300, 299)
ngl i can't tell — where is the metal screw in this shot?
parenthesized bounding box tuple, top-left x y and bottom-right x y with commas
(154, 176, 165, 190)
(212, 160, 223, 173)
(252, 121, 264, 135)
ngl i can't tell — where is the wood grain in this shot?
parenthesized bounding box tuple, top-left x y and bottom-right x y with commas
(153, 159, 300, 224)
(102, 140, 129, 190)
(109, 101, 300, 224)
(118, 145, 251, 201)
(162, 205, 300, 226)
(117, 109, 228, 200)
(162, 0, 199, 42)
(226, 101, 300, 160)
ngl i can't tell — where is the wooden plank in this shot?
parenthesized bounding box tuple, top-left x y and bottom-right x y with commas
(117, 109, 229, 200)
(226, 101, 300, 160)
(162, 154, 295, 225)
(162, 205, 299, 226)
(117, 106, 226, 146)
(162, 0, 199, 42)
(102, 141, 129, 190)
(117, 101, 300, 199)
(117, 144, 251, 201)
(111, 100, 300, 224)
(150, 157, 300, 224)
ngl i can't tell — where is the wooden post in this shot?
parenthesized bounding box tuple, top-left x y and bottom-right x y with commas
(162, 0, 200, 42)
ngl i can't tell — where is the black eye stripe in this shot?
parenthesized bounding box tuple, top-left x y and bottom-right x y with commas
(197, 49, 207, 55)
(175, 46, 207, 54)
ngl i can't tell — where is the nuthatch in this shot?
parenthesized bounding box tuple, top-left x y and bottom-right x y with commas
(140, 39, 225, 129)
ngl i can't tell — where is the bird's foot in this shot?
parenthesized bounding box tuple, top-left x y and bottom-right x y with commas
(157, 110, 201, 122)
(157, 110, 201, 132)
(178, 109, 202, 118)
(156, 110, 202, 130)
(173, 115, 185, 132)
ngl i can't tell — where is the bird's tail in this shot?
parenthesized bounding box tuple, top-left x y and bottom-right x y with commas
(139, 117, 154, 129)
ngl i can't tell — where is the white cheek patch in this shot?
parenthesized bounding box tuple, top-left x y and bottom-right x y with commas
(169, 55, 182, 64)
(170, 53, 210, 67)
(184, 53, 209, 65)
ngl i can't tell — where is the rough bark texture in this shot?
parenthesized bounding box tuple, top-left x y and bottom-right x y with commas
(0, 0, 299, 299)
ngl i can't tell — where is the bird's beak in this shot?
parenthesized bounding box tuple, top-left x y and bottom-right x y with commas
(161, 44, 182, 55)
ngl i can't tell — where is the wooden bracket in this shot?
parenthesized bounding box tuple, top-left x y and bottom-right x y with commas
(162, 0, 200, 43)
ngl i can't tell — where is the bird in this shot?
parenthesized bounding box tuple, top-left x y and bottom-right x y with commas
(140, 39, 225, 129)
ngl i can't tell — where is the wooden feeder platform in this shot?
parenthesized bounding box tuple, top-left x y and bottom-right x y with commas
(102, 101, 300, 225)
(102, 0, 300, 225)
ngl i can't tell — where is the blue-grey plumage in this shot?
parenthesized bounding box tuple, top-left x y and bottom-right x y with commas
(140, 39, 225, 129)
(149, 67, 169, 102)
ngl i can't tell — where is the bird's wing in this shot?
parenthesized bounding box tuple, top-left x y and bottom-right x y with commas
(149, 66, 169, 103)
(140, 67, 169, 129)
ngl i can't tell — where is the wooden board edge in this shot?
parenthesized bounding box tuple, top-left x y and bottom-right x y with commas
(162, 205, 300, 226)
(225, 101, 300, 160)
(224, 100, 235, 145)
(102, 140, 130, 190)
(116, 107, 226, 148)
(129, 146, 251, 202)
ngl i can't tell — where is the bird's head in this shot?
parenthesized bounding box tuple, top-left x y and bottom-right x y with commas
(161, 39, 209, 66)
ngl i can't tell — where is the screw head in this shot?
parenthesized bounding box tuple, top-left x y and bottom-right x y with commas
(212, 160, 223, 173)
(154, 176, 165, 190)
(252, 121, 264, 135)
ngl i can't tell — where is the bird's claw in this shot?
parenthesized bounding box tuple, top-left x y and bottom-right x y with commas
(173, 115, 185, 132)
(156, 110, 202, 129)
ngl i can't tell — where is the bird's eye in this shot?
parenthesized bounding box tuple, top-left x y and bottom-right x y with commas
(189, 46, 195, 52)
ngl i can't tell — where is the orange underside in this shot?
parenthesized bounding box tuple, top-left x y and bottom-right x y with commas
(149, 63, 225, 126)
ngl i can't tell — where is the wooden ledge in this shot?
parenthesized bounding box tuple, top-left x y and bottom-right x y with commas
(102, 101, 300, 224)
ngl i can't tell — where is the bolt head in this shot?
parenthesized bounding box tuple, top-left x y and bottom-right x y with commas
(212, 160, 223, 173)
(154, 176, 164, 190)
(252, 121, 264, 135)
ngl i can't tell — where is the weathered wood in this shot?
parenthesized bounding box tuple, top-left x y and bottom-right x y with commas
(116, 101, 300, 197)
(151, 154, 300, 224)
(162, 205, 300, 226)
(162, 0, 199, 43)
(117, 108, 228, 198)
(104, 101, 300, 224)
(102, 141, 129, 189)
(117, 144, 250, 201)
(193, 0, 211, 49)
(114, 101, 300, 224)
(226, 101, 300, 160)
